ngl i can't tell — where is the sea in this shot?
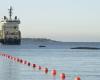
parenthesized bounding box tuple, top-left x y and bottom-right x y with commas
(0, 41, 100, 80)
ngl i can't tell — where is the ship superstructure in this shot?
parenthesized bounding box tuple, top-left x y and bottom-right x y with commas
(0, 6, 21, 44)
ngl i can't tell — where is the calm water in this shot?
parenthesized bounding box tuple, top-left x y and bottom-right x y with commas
(0, 42, 100, 80)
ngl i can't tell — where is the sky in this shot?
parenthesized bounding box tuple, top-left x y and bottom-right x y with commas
(0, 0, 100, 42)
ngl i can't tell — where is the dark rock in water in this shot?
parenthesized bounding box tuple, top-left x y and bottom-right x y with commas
(71, 47, 100, 50)
(38, 45, 46, 47)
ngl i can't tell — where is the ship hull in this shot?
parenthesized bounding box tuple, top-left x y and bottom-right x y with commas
(0, 39, 21, 45)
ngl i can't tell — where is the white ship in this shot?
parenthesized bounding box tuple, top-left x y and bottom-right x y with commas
(0, 6, 21, 45)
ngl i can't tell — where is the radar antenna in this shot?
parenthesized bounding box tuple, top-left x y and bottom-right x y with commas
(8, 6, 13, 20)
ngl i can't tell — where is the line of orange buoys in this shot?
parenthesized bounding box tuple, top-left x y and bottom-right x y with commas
(0, 52, 81, 80)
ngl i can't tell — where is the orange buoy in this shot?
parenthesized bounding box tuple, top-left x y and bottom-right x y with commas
(5, 54, 7, 57)
(74, 76, 81, 80)
(3, 54, 5, 56)
(24, 60, 27, 64)
(38, 66, 41, 70)
(60, 73, 66, 80)
(28, 62, 31, 66)
(8, 55, 10, 59)
(44, 68, 48, 74)
(11, 56, 13, 60)
(51, 69, 57, 76)
(17, 58, 20, 62)
(14, 57, 16, 61)
(20, 59, 23, 63)
(33, 64, 36, 68)
(10, 56, 12, 59)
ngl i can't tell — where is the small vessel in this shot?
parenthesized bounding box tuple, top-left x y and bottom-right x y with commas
(38, 45, 46, 47)
(0, 6, 21, 45)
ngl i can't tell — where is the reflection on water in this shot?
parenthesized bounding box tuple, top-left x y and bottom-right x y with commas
(0, 57, 19, 80)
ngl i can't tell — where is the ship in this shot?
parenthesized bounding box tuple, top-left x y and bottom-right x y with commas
(0, 6, 21, 45)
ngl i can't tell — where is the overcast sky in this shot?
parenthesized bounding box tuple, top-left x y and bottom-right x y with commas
(0, 0, 100, 42)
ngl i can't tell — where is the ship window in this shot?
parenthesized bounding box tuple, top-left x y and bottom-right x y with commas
(14, 26, 17, 29)
(14, 37, 17, 39)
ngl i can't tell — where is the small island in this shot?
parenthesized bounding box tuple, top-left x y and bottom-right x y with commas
(70, 47, 100, 50)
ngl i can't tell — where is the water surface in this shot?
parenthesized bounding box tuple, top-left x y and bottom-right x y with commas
(0, 42, 100, 80)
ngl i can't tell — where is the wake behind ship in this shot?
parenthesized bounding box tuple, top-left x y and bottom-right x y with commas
(0, 6, 21, 45)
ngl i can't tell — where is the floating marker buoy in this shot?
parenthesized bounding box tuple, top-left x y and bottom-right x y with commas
(28, 62, 31, 66)
(5, 54, 7, 57)
(9, 55, 10, 58)
(44, 68, 48, 74)
(10, 56, 12, 59)
(74, 76, 81, 80)
(24, 60, 27, 64)
(3, 54, 5, 56)
(17, 58, 20, 62)
(33, 64, 36, 68)
(38, 66, 41, 70)
(8, 55, 10, 59)
(20, 59, 23, 63)
(60, 73, 65, 80)
(14, 57, 16, 61)
(11, 56, 13, 60)
(51, 69, 57, 76)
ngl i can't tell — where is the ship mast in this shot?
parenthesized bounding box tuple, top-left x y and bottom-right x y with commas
(8, 6, 13, 20)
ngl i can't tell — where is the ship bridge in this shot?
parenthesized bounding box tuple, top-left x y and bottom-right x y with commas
(1, 6, 20, 24)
